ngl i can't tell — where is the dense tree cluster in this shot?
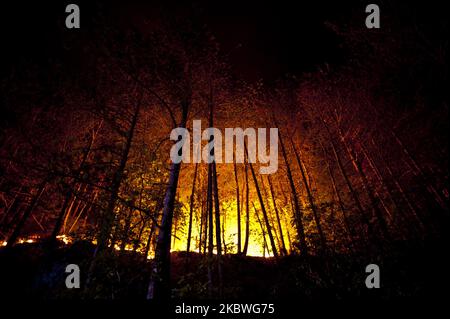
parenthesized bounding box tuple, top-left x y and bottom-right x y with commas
(0, 1, 447, 300)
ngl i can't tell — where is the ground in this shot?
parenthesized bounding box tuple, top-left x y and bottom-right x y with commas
(0, 237, 448, 301)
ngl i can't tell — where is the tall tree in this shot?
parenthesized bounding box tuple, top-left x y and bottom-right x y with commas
(290, 137, 327, 252)
(245, 143, 278, 258)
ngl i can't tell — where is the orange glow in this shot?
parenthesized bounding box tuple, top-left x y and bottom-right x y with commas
(169, 199, 292, 258)
(56, 235, 71, 245)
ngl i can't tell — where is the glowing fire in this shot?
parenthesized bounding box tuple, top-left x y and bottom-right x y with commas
(56, 235, 71, 245)
(113, 243, 135, 252)
(18, 239, 34, 244)
(169, 199, 289, 258)
(4, 197, 287, 259)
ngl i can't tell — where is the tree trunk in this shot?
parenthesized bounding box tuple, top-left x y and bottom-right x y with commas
(320, 118, 376, 243)
(242, 160, 250, 256)
(277, 126, 308, 255)
(392, 130, 446, 210)
(133, 219, 147, 252)
(253, 203, 268, 257)
(206, 161, 214, 297)
(120, 205, 134, 252)
(147, 99, 188, 300)
(336, 126, 391, 241)
(97, 101, 141, 254)
(233, 161, 242, 254)
(0, 185, 23, 233)
(267, 175, 287, 255)
(68, 189, 97, 234)
(320, 140, 356, 249)
(370, 138, 425, 233)
(49, 121, 101, 244)
(186, 163, 199, 253)
(212, 161, 223, 295)
(259, 176, 281, 247)
(6, 179, 47, 248)
(143, 221, 156, 262)
(291, 138, 327, 252)
(245, 144, 278, 258)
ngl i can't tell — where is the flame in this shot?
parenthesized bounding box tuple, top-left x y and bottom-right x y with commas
(169, 199, 285, 258)
(113, 243, 135, 252)
(56, 235, 71, 245)
(6, 195, 289, 259)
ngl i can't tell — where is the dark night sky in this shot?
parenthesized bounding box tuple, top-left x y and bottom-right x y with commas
(1, 0, 443, 84)
(198, 0, 351, 81)
(0, 0, 367, 83)
(134, 0, 358, 81)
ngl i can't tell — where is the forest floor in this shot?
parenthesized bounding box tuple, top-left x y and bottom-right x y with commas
(0, 238, 448, 300)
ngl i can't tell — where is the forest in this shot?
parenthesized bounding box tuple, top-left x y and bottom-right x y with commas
(0, 0, 448, 304)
